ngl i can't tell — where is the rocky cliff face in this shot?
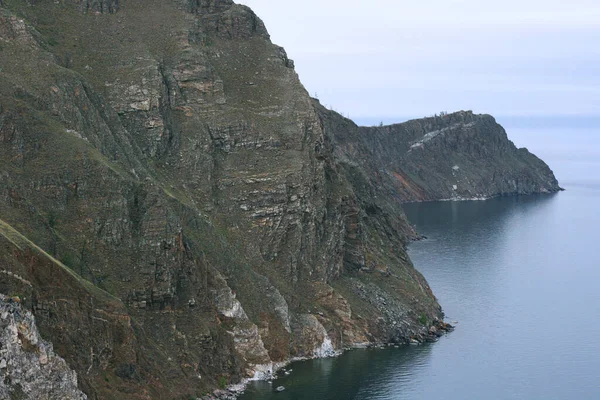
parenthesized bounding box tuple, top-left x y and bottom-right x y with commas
(0, 0, 559, 398)
(0, 294, 88, 400)
(317, 105, 562, 203)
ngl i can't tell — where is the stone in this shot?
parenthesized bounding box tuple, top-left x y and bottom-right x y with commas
(0, 295, 87, 399)
(78, 0, 119, 14)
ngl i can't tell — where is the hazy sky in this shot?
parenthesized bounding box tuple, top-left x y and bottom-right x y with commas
(240, 0, 600, 121)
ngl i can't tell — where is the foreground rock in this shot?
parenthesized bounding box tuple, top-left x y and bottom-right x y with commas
(0, 294, 87, 400)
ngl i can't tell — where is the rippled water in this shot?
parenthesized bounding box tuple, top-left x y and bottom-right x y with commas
(240, 126, 600, 400)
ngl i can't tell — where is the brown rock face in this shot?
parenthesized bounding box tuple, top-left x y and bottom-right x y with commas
(0, 1, 559, 398)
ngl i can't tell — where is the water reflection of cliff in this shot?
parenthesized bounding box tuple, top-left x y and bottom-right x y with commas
(242, 345, 434, 400)
(402, 193, 559, 321)
(403, 193, 558, 232)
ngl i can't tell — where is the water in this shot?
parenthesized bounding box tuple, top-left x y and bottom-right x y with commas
(240, 123, 600, 400)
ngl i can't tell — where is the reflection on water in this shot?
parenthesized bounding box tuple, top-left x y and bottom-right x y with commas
(241, 345, 434, 400)
(399, 188, 600, 400)
(402, 194, 558, 314)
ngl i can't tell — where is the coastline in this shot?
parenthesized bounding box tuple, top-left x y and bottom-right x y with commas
(403, 188, 564, 205)
(205, 321, 454, 399)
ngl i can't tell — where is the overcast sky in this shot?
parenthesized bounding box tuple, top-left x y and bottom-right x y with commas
(240, 0, 600, 122)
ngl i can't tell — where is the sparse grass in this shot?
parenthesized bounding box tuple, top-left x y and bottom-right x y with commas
(0, 218, 121, 303)
(149, 165, 196, 209)
(3, 0, 188, 92)
(59, 252, 76, 269)
(47, 212, 57, 229)
(218, 375, 227, 389)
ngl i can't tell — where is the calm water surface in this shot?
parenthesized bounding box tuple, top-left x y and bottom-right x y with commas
(240, 125, 600, 400)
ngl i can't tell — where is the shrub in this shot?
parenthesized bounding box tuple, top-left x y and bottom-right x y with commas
(218, 375, 227, 389)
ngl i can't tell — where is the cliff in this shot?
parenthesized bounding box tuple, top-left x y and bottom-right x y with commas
(317, 105, 562, 203)
(0, 1, 559, 399)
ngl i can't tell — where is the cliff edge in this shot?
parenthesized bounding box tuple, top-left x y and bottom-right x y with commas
(316, 105, 562, 203)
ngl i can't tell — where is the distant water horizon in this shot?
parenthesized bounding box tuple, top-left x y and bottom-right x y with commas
(240, 118, 600, 400)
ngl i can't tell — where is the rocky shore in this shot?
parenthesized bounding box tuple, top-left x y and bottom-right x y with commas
(203, 319, 455, 400)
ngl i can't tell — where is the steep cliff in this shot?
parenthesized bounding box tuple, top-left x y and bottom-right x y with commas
(316, 104, 562, 203)
(0, 0, 559, 398)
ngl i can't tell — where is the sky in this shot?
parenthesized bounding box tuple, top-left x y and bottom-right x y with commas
(239, 0, 600, 122)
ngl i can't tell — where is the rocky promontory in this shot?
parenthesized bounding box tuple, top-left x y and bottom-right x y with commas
(0, 0, 560, 398)
(316, 104, 562, 203)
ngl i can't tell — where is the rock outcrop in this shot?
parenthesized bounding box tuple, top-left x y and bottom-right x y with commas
(0, 0, 560, 398)
(0, 294, 88, 400)
(78, 0, 119, 14)
(316, 104, 562, 203)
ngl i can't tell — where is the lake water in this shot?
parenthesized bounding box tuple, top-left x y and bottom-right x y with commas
(239, 123, 600, 400)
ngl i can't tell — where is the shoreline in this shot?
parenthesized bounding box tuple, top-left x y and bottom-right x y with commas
(402, 188, 564, 205)
(204, 321, 454, 399)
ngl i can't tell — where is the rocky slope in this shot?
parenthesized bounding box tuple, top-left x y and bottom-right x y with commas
(0, 0, 559, 399)
(316, 104, 562, 203)
(0, 294, 88, 400)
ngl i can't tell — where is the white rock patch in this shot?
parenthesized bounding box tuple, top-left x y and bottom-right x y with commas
(0, 294, 87, 400)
